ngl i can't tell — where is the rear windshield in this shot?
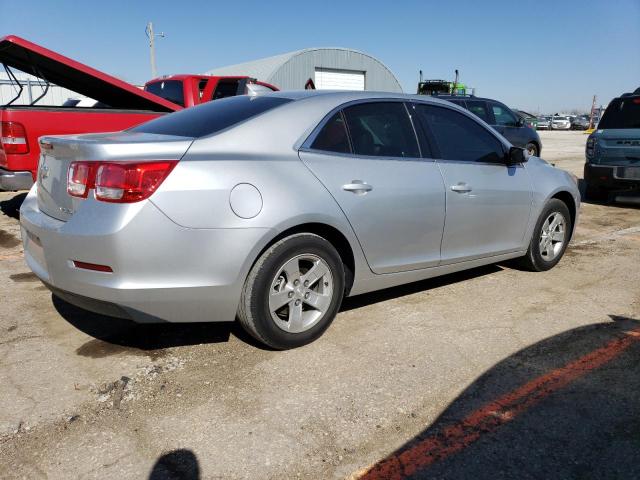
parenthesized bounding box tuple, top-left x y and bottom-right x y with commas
(145, 80, 185, 107)
(131, 95, 293, 138)
(598, 97, 640, 129)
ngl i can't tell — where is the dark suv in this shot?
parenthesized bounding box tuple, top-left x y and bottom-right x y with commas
(437, 96, 542, 157)
(583, 91, 640, 201)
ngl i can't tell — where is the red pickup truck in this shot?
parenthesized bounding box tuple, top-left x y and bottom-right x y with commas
(0, 35, 278, 191)
(144, 74, 277, 108)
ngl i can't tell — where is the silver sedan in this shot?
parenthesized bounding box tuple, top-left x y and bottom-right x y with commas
(20, 91, 580, 349)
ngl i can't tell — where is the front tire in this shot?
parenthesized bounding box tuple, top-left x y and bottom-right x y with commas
(526, 142, 539, 157)
(237, 233, 345, 349)
(518, 199, 572, 272)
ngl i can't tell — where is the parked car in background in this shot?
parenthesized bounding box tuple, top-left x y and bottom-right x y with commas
(536, 116, 551, 130)
(20, 91, 579, 349)
(583, 91, 640, 201)
(144, 75, 278, 108)
(440, 95, 542, 156)
(571, 116, 591, 130)
(551, 116, 572, 130)
(514, 109, 538, 129)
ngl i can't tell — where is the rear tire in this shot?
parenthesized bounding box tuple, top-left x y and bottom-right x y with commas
(518, 199, 572, 272)
(237, 233, 345, 350)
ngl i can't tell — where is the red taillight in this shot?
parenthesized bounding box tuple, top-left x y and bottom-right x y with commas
(1, 121, 29, 155)
(67, 160, 177, 203)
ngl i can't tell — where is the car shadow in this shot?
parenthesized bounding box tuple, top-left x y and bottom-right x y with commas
(52, 294, 268, 352)
(0, 192, 27, 220)
(52, 264, 503, 353)
(342, 264, 502, 311)
(358, 315, 640, 479)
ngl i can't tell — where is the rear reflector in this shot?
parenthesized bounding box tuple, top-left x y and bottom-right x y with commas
(72, 260, 113, 272)
(1, 121, 29, 155)
(67, 160, 177, 203)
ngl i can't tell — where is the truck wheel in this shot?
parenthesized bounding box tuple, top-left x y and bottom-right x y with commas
(518, 199, 572, 272)
(237, 233, 345, 350)
(526, 142, 539, 157)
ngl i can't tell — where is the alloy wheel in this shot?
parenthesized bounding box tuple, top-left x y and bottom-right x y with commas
(268, 254, 334, 333)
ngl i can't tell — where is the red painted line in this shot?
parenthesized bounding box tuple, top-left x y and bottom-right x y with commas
(356, 326, 640, 480)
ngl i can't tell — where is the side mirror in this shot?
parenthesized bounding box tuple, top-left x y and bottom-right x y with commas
(506, 146, 527, 165)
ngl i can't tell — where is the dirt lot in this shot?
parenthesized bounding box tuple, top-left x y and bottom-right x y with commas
(1, 131, 639, 479)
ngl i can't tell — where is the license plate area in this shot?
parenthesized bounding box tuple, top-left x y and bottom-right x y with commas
(618, 167, 640, 180)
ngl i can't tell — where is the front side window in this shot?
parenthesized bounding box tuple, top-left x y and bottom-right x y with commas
(416, 104, 505, 163)
(311, 112, 351, 154)
(342, 102, 419, 158)
(466, 100, 491, 124)
(144, 80, 185, 107)
(491, 103, 518, 127)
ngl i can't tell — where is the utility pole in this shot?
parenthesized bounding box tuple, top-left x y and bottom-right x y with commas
(145, 22, 165, 79)
(588, 95, 597, 130)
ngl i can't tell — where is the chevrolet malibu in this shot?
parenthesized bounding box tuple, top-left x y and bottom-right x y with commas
(20, 91, 580, 349)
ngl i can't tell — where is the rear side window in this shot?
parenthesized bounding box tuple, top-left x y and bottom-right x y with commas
(416, 105, 505, 163)
(145, 80, 185, 107)
(212, 80, 242, 100)
(465, 100, 491, 124)
(311, 112, 351, 154)
(598, 98, 640, 129)
(342, 102, 420, 158)
(131, 96, 293, 138)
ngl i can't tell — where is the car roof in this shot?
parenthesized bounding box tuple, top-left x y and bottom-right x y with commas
(261, 89, 462, 107)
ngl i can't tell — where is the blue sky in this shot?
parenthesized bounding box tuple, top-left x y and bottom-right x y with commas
(1, 0, 638, 113)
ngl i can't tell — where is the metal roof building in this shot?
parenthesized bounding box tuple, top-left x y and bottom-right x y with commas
(205, 48, 402, 93)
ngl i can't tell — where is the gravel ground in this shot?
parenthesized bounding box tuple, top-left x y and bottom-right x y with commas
(1, 131, 639, 479)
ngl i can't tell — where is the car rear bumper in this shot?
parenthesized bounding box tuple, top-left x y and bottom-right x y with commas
(19, 186, 272, 323)
(584, 163, 640, 192)
(0, 168, 33, 191)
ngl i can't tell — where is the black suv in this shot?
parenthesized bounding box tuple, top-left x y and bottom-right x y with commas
(436, 95, 542, 157)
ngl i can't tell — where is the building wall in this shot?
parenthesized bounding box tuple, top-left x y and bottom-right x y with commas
(272, 49, 402, 92)
(206, 48, 403, 93)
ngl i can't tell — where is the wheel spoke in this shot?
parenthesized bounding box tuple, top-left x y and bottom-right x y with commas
(548, 214, 561, 232)
(301, 260, 329, 288)
(551, 230, 565, 242)
(269, 289, 292, 312)
(282, 257, 301, 283)
(303, 291, 331, 313)
(288, 301, 304, 331)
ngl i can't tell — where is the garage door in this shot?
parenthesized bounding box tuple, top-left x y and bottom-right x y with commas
(314, 68, 365, 90)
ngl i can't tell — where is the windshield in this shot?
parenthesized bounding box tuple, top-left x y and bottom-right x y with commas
(598, 97, 640, 129)
(145, 80, 185, 107)
(131, 95, 293, 138)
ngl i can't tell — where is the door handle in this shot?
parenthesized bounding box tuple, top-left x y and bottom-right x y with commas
(343, 180, 373, 195)
(450, 183, 472, 193)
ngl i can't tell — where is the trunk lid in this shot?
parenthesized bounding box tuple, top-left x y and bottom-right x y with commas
(0, 35, 178, 112)
(37, 132, 193, 221)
